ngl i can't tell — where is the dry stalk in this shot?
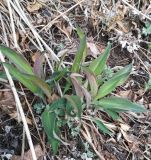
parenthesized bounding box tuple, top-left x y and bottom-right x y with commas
(40, 0, 85, 31)
(81, 123, 105, 160)
(122, 0, 151, 21)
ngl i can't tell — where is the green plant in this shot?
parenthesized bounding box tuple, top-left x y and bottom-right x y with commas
(0, 28, 146, 155)
(0, 44, 82, 154)
(142, 22, 151, 36)
(145, 74, 151, 91)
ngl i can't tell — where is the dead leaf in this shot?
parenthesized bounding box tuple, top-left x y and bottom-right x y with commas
(70, 73, 91, 107)
(70, 73, 84, 98)
(117, 90, 137, 101)
(56, 23, 72, 42)
(57, 49, 68, 58)
(148, 103, 151, 109)
(0, 90, 32, 125)
(84, 70, 98, 97)
(120, 123, 130, 131)
(38, 0, 50, 3)
(116, 21, 129, 33)
(32, 52, 45, 78)
(87, 37, 105, 57)
(87, 42, 100, 58)
(120, 129, 136, 143)
(12, 144, 44, 160)
(0, 90, 15, 106)
(9, 112, 32, 125)
(47, 93, 60, 104)
(27, 2, 42, 13)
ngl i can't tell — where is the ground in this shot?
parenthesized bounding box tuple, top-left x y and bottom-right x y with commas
(0, 0, 151, 160)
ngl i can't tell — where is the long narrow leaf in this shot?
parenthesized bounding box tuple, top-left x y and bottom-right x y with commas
(76, 27, 87, 61)
(3, 63, 51, 98)
(3, 63, 40, 94)
(71, 35, 87, 73)
(24, 74, 52, 99)
(105, 109, 120, 120)
(95, 64, 132, 100)
(76, 26, 85, 39)
(0, 45, 33, 75)
(94, 96, 146, 113)
(93, 119, 112, 135)
(41, 110, 60, 154)
(111, 64, 132, 86)
(89, 43, 111, 76)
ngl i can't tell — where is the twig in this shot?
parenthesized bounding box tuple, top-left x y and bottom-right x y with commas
(122, 0, 151, 21)
(21, 128, 25, 160)
(11, 0, 60, 62)
(0, 12, 21, 121)
(134, 51, 150, 74)
(81, 125, 105, 160)
(6, 0, 18, 48)
(19, 83, 46, 152)
(0, 52, 37, 160)
(40, 0, 85, 32)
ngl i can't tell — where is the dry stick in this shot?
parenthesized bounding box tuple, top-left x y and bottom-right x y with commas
(20, 84, 46, 152)
(21, 128, 25, 160)
(134, 51, 150, 74)
(122, 0, 151, 21)
(11, 0, 60, 62)
(139, 48, 151, 63)
(5, 0, 21, 122)
(6, 0, 18, 48)
(40, 0, 85, 32)
(0, 52, 37, 160)
(81, 128, 105, 160)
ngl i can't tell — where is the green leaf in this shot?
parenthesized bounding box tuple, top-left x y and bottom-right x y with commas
(93, 119, 112, 135)
(42, 110, 56, 138)
(71, 35, 87, 73)
(34, 103, 45, 114)
(64, 95, 82, 119)
(76, 26, 85, 39)
(76, 27, 87, 62)
(0, 71, 7, 79)
(47, 98, 66, 111)
(89, 43, 111, 76)
(95, 64, 132, 100)
(3, 63, 51, 98)
(94, 96, 146, 113)
(66, 101, 76, 117)
(47, 68, 68, 83)
(0, 45, 33, 75)
(3, 63, 40, 94)
(50, 138, 60, 155)
(111, 64, 132, 86)
(142, 22, 151, 36)
(41, 110, 60, 154)
(24, 74, 52, 99)
(145, 74, 151, 91)
(105, 109, 119, 120)
(63, 80, 72, 94)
